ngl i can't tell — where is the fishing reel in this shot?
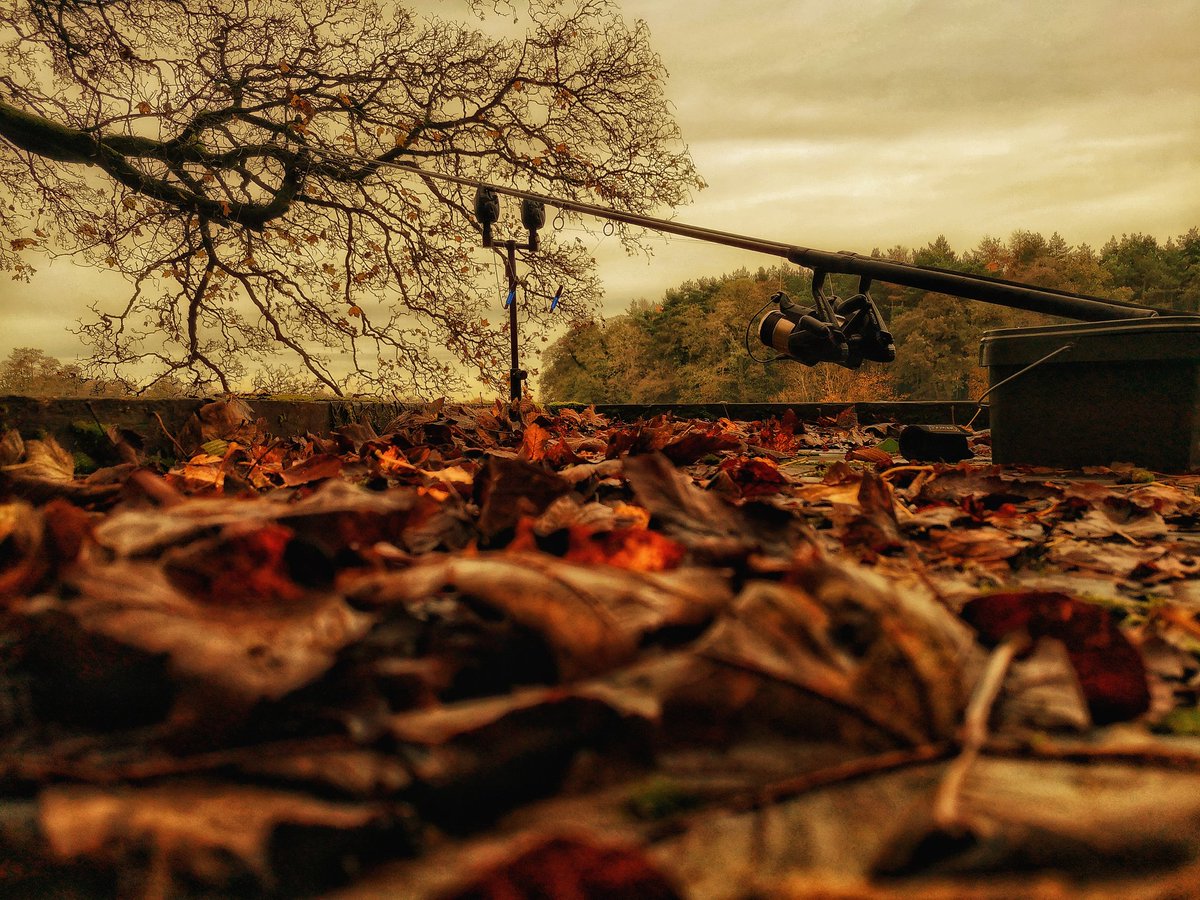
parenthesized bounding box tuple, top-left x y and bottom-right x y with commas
(757, 272, 896, 368)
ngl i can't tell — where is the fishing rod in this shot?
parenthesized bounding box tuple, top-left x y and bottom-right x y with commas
(367, 158, 1167, 370)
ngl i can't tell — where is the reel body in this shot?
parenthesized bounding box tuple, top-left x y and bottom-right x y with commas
(758, 273, 895, 368)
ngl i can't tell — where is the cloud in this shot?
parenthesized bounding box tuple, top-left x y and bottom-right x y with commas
(586, 0, 1200, 311)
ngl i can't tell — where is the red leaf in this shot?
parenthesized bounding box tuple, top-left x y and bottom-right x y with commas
(164, 522, 304, 605)
(717, 456, 789, 498)
(441, 835, 682, 899)
(961, 591, 1150, 724)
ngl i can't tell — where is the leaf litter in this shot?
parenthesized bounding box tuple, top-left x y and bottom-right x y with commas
(1, 398, 1200, 896)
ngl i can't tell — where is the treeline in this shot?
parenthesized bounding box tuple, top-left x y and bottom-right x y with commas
(0, 347, 332, 398)
(538, 229, 1200, 403)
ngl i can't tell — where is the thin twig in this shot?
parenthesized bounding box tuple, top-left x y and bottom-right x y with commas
(933, 632, 1029, 827)
(152, 410, 187, 460)
(646, 742, 952, 842)
(985, 740, 1200, 771)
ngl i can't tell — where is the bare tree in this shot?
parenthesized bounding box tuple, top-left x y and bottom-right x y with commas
(0, 0, 702, 395)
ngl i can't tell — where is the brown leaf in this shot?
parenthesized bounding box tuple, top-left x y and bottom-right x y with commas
(1057, 497, 1168, 541)
(0, 501, 49, 597)
(0, 428, 24, 465)
(847, 446, 895, 469)
(162, 521, 305, 604)
(518, 421, 553, 461)
(350, 553, 732, 680)
(476, 455, 571, 537)
(622, 453, 750, 557)
(281, 452, 344, 486)
(993, 637, 1091, 733)
(40, 781, 395, 891)
(39, 560, 373, 718)
(929, 526, 1028, 563)
(0, 436, 121, 504)
(94, 479, 418, 558)
(3, 436, 72, 482)
(838, 469, 904, 554)
(560, 526, 687, 572)
(716, 456, 790, 499)
(695, 551, 973, 745)
(177, 398, 263, 453)
(660, 426, 744, 464)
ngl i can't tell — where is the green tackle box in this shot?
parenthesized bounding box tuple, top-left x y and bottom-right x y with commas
(979, 317, 1200, 472)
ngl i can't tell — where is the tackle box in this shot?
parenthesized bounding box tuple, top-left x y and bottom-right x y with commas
(979, 317, 1200, 472)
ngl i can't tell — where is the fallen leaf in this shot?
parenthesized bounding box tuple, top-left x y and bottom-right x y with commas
(40, 781, 398, 892)
(437, 835, 682, 900)
(350, 553, 733, 680)
(476, 455, 571, 538)
(162, 521, 305, 604)
(32, 560, 373, 722)
(961, 591, 1150, 724)
(694, 551, 973, 745)
(281, 452, 344, 486)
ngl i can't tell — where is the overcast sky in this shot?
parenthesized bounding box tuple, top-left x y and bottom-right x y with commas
(2, 0, 1198, 362)
(591, 0, 1200, 309)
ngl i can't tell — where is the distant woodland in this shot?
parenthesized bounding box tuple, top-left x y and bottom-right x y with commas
(539, 229, 1200, 403)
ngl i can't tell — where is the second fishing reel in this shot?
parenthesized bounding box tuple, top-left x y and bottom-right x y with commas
(758, 272, 896, 368)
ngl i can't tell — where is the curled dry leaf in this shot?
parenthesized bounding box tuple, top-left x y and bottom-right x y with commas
(280, 452, 344, 486)
(847, 446, 896, 469)
(0, 436, 122, 504)
(0, 500, 48, 597)
(0, 499, 93, 599)
(715, 456, 790, 499)
(350, 552, 733, 680)
(476, 455, 571, 537)
(94, 479, 421, 558)
(162, 521, 305, 604)
(177, 397, 263, 453)
(622, 453, 751, 558)
(30, 560, 373, 721)
(836, 469, 904, 554)
(694, 550, 974, 745)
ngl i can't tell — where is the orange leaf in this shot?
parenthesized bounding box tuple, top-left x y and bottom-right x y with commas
(564, 526, 686, 572)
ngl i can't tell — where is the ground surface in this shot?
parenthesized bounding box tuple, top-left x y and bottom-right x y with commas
(2, 398, 1200, 898)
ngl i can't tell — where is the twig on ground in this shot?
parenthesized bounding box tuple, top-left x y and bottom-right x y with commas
(153, 411, 187, 460)
(934, 631, 1029, 828)
(646, 742, 953, 842)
